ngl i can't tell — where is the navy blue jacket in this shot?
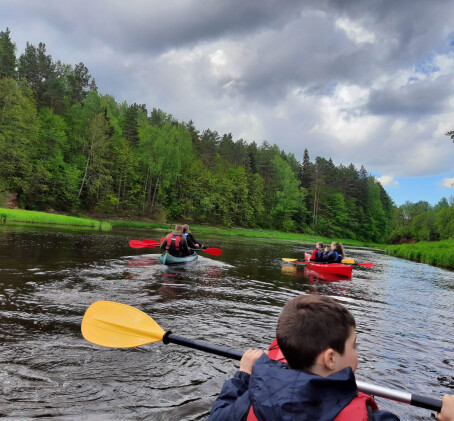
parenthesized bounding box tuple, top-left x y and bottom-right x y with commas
(208, 354, 399, 421)
(322, 250, 343, 263)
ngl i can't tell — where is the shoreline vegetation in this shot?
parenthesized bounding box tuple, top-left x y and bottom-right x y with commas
(0, 208, 111, 231)
(1, 208, 453, 270)
(386, 239, 454, 270)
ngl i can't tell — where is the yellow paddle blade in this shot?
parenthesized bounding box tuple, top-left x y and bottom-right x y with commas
(81, 301, 165, 348)
(342, 258, 355, 264)
(282, 258, 298, 262)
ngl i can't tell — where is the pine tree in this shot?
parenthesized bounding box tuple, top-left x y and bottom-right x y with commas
(0, 28, 16, 79)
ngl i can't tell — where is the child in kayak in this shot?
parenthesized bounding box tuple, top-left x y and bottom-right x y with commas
(309, 241, 324, 261)
(323, 241, 345, 263)
(209, 294, 442, 420)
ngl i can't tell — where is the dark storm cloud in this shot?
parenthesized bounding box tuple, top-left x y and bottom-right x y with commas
(367, 74, 454, 118)
(3, 0, 306, 54)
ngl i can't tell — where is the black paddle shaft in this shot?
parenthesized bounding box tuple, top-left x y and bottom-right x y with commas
(411, 394, 442, 412)
(163, 332, 243, 360)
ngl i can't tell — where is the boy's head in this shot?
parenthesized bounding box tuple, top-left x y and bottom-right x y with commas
(276, 294, 357, 375)
(316, 242, 324, 249)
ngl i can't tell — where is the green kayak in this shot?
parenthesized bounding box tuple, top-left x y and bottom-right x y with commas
(159, 252, 198, 265)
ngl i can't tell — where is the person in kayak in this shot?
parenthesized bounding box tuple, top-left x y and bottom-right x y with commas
(322, 241, 345, 263)
(160, 224, 190, 257)
(208, 294, 399, 420)
(182, 224, 204, 251)
(309, 241, 324, 261)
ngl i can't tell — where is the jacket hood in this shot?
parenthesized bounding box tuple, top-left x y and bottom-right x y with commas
(249, 354, 357, 421)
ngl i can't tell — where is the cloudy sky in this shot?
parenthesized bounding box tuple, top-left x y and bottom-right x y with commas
(3, 0, 454, 205)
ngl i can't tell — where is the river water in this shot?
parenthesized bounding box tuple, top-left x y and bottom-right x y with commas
(0, 225, 453, 420)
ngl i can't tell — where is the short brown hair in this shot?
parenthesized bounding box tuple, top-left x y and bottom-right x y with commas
(276, 295, 355, 370)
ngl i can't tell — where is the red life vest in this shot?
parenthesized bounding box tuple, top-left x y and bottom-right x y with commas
(246, 340, 378, 421)
(165, 233, 181, 251)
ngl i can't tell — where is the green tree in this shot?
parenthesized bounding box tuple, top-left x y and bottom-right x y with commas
(68, 62, 92, 104)
(271, 155, 305, 231)
(78, 113, 114, 207)
(0, 78, 39, 196)
(0, 28, 16, 79)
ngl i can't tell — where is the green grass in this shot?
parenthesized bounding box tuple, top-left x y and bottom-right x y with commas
(108, 220, 383, 248)
(0, 208, 111, 231)
(386, 239, 454, 270)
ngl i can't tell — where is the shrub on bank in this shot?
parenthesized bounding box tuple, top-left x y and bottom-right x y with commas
(386, 239, 454, 270)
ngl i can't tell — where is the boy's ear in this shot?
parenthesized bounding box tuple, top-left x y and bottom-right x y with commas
(321, 348, 336, 370)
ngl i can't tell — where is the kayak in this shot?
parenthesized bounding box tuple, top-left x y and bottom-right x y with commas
(304, 253, 352, 278)
(159, 252, 198, 265)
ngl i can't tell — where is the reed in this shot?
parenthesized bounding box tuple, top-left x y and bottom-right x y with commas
(386, 239, 454, 270)
(0, 208, 111, 231)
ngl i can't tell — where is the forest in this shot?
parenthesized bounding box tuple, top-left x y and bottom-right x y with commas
(0, 28, 453, 244)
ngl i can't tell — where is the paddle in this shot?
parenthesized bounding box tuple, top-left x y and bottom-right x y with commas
(341, 259, 374, 268)
(282, 258, 374, 268)
(81, 301, 442, 412)
(194, 247, 222, 256)
(282, 258, 306, 265)
(129, 240, 160, 249)
(130, 239, 222, 255)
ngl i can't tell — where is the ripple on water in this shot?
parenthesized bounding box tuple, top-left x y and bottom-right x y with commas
(0, 229, 452, 420)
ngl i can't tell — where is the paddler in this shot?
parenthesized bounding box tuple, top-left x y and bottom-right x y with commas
(160, 224, 190, 257)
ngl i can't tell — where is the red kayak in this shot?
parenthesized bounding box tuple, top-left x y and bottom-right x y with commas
(304, 253, 352, 278)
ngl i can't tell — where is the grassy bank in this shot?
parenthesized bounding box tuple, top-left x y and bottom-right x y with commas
(0, 208, 111, 230)
(109, 220, 383, 248)
(386, 239, 454, 270)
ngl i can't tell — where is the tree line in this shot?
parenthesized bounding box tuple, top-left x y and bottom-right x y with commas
(1, 28, 453, 243)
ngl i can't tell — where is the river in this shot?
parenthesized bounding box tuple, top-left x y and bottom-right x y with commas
(0, 225, 453, 420)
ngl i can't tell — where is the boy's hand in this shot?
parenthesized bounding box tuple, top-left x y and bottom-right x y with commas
(438, 395, 454, 421)
(239, 349, 266, 375)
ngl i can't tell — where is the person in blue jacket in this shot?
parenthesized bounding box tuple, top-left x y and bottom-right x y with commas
(182, 224, 204, 251)
(208, 295, 406, 420)
(322, 241, 345, 263)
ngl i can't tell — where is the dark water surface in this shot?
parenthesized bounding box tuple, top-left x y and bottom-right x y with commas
(0, 225, 453, 420)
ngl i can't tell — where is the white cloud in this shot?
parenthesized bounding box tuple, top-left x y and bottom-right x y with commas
(376, 175, 399, 187)
(335, 17, 376, 44)
(442, 177, 454, 188)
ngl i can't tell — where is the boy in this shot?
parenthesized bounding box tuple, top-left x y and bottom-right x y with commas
(208, 295, 399, 420)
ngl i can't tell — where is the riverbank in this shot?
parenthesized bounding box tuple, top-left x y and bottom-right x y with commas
(108, 220, 384, 248)
(0, 208, 111, 230)
(386, 239, 454, 270)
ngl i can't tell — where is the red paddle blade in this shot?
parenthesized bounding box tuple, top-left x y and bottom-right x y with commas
(142, 240, 160, 246)
(129, 240, 159, 249)
(129, 240, 146, 248)
(357, 262, 374, 267)
(202, 248, 222, 255)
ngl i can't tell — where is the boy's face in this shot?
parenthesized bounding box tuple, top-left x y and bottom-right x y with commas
(334, 328, 358, 373)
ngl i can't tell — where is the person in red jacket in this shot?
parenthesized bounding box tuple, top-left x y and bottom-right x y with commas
(309, 241, 324, 261)
(208, 295, 453, 420)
